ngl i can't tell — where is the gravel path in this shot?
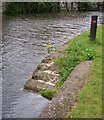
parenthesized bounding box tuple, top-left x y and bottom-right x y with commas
(39, 61, 92, 118)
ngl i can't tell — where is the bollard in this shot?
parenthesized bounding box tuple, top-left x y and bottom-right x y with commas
(90, 15, 98, 40)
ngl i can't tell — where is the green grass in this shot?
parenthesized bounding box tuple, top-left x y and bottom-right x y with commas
(39, 89, 57, 100)
(54, 26, 102, 88)
(65, 25, 102, 118)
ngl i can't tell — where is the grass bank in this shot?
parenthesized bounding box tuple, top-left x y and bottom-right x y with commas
(39, 25, 102, 117)
(65, 25, 102, 118)
(55, 26, 102, 88)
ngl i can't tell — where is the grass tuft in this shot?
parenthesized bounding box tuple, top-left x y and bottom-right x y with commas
(39, 89, 57, 100)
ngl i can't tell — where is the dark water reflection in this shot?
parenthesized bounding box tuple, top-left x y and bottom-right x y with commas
(2, 11, 102, 118)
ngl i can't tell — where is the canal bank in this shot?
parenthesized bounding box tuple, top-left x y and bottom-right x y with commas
(26, 25, 102, 118)
(2, 12, 102, 118)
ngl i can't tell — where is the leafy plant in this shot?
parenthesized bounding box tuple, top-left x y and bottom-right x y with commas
(44, 44, 53, 53)
(83, 48, 94, 60)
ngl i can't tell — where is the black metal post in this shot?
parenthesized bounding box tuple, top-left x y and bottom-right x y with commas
(90, 15, 98, 40)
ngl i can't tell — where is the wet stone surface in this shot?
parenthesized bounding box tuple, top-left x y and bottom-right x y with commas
(24, 51, 61, 92)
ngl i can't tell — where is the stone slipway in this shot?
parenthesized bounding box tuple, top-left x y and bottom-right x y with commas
(39, 61, 92, 118)
(24, 42, 69, 92)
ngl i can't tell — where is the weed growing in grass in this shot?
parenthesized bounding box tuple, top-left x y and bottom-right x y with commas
(83, 48, 94, 60)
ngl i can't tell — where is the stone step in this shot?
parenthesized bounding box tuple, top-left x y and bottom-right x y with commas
(24, 79, 55, 92)
(36, 61, 59, 72)
(36, 62, 54, 71)
(32, 70, 59, 83)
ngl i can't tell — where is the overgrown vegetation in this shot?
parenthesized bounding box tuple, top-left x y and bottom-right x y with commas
(3, 2, 103, 15)
(77, 2, 93, 11)
(65, 25, 102, 118)
(4, 2, 61, 14)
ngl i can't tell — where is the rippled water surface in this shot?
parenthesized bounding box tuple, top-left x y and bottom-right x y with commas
(2, 11, 102, 118)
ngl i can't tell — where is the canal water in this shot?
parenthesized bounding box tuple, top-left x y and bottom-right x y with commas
(2, 11, 102, 118)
